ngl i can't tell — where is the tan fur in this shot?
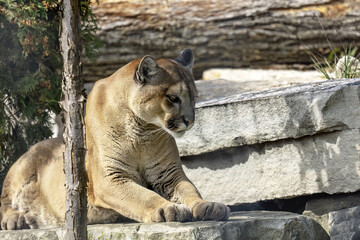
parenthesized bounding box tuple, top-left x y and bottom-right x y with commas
(0, 50, 230, 230)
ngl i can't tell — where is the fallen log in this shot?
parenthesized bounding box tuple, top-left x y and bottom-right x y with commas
(84, 0, 360, 80)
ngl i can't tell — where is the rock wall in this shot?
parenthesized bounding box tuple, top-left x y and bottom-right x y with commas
(176, 78, 360, 204)
(176, 76, 360, 238)
(303, 192, 360, 235)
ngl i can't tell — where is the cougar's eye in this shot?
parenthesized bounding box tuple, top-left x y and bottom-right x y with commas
(167, 95, 181, 104)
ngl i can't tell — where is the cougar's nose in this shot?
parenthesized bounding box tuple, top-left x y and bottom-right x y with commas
(182, 116, 194, 127)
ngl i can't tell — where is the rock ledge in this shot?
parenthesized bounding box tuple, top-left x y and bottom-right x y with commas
(0, 211, 329, 240)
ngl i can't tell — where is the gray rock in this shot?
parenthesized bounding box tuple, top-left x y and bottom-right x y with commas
(202, 69, 324, 83)
(199, 69, 325, 101)
(329, 206, 360, 240)
(177, 78, 360, 156)
(0, 211, 329, 240)
(303, 211, 330, 235)
(304, 192, 360, 215)
(182, 129, 360, 205)
(303, 193, 360, 234)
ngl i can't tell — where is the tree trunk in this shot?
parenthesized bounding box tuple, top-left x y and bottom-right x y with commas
(60, 0, 87, 239)
(84, 0, 360, 80)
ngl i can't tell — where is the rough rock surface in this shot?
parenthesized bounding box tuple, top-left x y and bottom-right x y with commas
(175, 78, 360, 204)
(329, 206, 360, 240)
(303, 192, 360, 233)
(176, 78, 360, 156)
(182, 129, 360, 205)
(202, 69, 324, 82)
(0, 211, 329, 240)
(199, 69, 325, 101)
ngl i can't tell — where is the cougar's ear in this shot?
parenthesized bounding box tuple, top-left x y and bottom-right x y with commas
(174, 48, 194, 70)
(135, 56, 159, 84)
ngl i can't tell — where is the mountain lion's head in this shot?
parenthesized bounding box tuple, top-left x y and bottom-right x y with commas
(129, 49, 198, 138)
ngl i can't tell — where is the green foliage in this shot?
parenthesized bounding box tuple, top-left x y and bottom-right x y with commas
(310, 45, 360, 80)
(310, 52, 333, 80)
(0, 0, 101, 182)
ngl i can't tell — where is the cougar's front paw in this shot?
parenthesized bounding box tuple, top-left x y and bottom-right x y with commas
(151, 204, 192, 222)
(1, 212, 29, 230)
(193, 202, 230, 221)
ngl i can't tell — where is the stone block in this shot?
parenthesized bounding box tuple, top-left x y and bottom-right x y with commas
(303, 192, 360, 234)
(329, 206, 360, 240)
(202, 69, 323, 83)
(0, 211, 329, 240)
(197, 69, 324, 102)
(177, 78, 360, 156)
(182, 129, 360, 205)
(304, 193, 360, 216)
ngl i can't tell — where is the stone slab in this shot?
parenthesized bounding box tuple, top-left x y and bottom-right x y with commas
(303, 192, 360, 234)
(0, 211, 329, 240)
(304, 192, 360, 216)
(177, 78, 360, 156)
(181, 129, 360, 205)
(202, 69, 324, 83)
(197, 69, 325, 102)
(329, 206, 360, 240)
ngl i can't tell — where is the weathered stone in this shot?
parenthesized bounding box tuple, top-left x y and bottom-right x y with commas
(202, 69, 324, 82)
(303, 192, 360, 234)
(329, 206, 360, 240)
(182, 129, 360, 205)
(177, 78, 360, 156)
(303, 212, 329, 236)
(198, 69, 325, 101)
(0, 211, 329, 240)
(304, 193, 360, 216)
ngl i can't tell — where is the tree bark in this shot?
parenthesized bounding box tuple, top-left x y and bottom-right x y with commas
(84, 0, 360, 80)
(60, 0, 87, 239)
